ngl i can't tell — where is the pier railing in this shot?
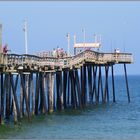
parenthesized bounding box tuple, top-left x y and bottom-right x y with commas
(1, 50, 133, 70)
(69, 50, 133, 67)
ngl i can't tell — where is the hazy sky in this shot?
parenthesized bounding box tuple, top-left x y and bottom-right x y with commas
(0, 1, 139, 75)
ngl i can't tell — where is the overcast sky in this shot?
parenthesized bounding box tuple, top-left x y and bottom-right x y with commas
(0, 1, 139, 75)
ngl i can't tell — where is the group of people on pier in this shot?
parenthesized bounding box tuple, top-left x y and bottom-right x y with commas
(37, 47, 68, 58)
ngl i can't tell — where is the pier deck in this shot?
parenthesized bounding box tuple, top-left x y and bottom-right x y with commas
(1, 49, 133, 72)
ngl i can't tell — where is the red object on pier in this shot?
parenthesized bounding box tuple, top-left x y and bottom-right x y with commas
(3, 44, 8, 53)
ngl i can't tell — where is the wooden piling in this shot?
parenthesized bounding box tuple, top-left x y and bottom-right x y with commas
(124, 64, 130, 102)
(20, 74, 24, 118)
(103, 66, 109, 103)
(67, 71, 70, 107)
(81, 66, 86, 106)
(5, 74, 10, 119)
(35, 72, 39, 115)
(48, 72, 54, 113)
(1, 73, 4, 118)
(69, 70, 77, 109)
(88, 65, 92, 103)
(63, 70, 67, 109)
(56, 71, 63, 110)
(97, 66, 103, 102)
(30, 72, 35, 115)
(20, 73, 31, 120)
(75, 69, 81, 108)
(25, 74, 30, 116)
(0, 73, 3, 124)
(42, 73, 47, 114)
(10, 74, 20, 122)
(111, 65, 116, 102)
(92, 66, 97, 103)
(39, 73, 44, 113)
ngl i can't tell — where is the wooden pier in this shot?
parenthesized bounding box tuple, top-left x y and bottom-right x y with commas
(0, 25, 133, 124)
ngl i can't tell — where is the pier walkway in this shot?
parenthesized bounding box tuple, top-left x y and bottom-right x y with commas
(1, 49, 132, 72)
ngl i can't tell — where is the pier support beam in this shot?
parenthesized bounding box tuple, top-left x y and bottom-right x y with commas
(5, 74, 10, 120)
(63, 70, 67, 109)
(81, 65, 86, 107)
(48, 72, 54, 113)
(20, 73, 31, 120)
(69, 70, 77, 109)
(35, 72, 39, 115)
(103, 66, 109, 103)
(88, 65, 92, 103)
(124, 64, 130, 102)
(30, 73, 35, 116)
(56, 71, 63, 110)
(10, 74, 20, 122)
(0, 73, 4, 125)
(67, 71, 70, 107)
(111, 65, 116, 102)
(97, 66, 103, 102)
(92, 66, 97, 103)
(1, 73, 4, 119)
(75, 69, 81, 108)
(42, 73, 47, 114)
(20, 74, 24, 118)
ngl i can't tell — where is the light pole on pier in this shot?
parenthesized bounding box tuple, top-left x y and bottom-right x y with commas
(67, 33, 70, 57)
(23, 19, 28, 54)
(0, 24, 2, 53)
(74, 34, 76, 55)
(82, 28, 86, 48)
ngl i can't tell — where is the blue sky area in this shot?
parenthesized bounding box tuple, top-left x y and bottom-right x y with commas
(0, 1, 139, 75)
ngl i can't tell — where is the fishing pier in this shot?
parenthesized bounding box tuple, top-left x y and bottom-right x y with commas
(0, 24, 133, 123)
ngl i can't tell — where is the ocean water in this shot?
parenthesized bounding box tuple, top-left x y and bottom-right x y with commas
(0, 75, 140, 140)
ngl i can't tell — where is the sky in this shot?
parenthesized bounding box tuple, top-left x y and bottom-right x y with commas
(0, 1, 140, 75)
